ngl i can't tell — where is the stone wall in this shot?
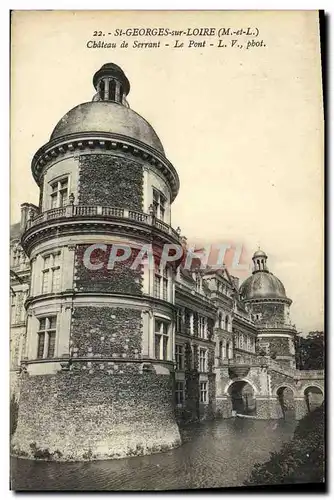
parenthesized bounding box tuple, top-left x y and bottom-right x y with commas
(270, 370, 296, 395)
(216, 397, 233, 418)
(258, 336, 292, 358)
(78, 154, 143, 210)
(252, 302, 285, 324)
(70, 306, 142, 360)
(74, 245, 143, 295)
(12, 368, 181, 461)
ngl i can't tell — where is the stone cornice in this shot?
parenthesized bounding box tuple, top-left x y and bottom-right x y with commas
(25, 289, 177, 312)
(242, 296, 292, 306)
(31, 132, 180, 201)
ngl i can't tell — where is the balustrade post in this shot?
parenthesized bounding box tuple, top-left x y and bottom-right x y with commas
(123, 208, 129, 218)
(66, 204, 74, 217)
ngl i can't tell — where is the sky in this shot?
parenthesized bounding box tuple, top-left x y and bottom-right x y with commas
(11, 11, 324, 334)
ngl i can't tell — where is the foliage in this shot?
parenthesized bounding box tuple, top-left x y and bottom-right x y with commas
(244, 404, 325, 485)
(295, 331, 324, 370)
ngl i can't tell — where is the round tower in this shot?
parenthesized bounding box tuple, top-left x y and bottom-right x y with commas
(12, 63, 182, 461)
(239, 249, 296, 368)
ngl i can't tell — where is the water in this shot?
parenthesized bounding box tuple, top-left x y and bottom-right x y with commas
(11, 418, 297, 491)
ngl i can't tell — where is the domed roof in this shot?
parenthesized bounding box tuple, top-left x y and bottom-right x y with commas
(50, 101, 165, 154)
(240, 271, 287, 300)
(253, 249, 267, 258)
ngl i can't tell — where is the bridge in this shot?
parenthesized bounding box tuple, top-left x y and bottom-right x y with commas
(215, 355, 324, 420)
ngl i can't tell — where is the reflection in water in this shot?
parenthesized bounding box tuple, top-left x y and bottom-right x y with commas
(11, 419, 297, 491)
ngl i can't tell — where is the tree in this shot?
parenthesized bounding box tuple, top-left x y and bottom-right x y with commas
(295, 331, 324, 370)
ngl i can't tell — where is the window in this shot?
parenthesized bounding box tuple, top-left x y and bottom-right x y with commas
(240, 334, 244, 350)
(162, 267, 168, 300)
(227, 341, 231, 359)
(198, 316, 206, 339)
(153, 264, 168, 300)
(42, 253, 61, 294)
(199, 348, 207, 372)
(185, 309, 192, 335)
(219, 341, 223, 359)
(109, 79, 116, 101)
(154, 319, 170, 360)
(175, 381, 185, 407)
(37, 316, 57, 359)
(175, 344, 184, 370)
(152, 188, 166, 221)
(225, 315, 229, 331)
(50, 177, 69, 209)
(222, 340, 227, 359)
(176, 308, 183, 332)
(200, 381, 208, 403)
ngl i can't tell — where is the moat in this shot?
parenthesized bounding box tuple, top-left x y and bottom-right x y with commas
(11, 418, 297, 491)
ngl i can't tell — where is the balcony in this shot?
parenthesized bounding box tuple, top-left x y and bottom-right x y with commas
(23, 205, 182, 241)
(257, 321, 297, 332)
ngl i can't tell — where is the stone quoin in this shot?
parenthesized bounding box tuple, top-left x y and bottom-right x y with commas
(10, 63, 324, 462)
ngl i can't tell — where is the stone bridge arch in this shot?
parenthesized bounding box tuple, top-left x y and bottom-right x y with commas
(301, 384, 324, 413)
(224, 378, 259, 416)
(224, 378, 260, 396)
(273, 385, 297, 420)
(272, 383, 297, 398)
(299, 382, 324, 397)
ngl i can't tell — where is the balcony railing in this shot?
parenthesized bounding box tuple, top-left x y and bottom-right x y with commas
(295, 369, 324, 379)
(257, 321, 297, 331)
(24, 205, 181, 240)
(217, 354, 296, 377)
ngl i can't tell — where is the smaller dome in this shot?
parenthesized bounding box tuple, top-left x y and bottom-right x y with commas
(240, 272, 287, 300)
(93, 63, 130, 95)
(253, 249, 267, 259)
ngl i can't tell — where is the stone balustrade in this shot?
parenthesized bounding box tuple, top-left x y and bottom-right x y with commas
(24, 205, 181, 240)
(295, 369, 324, 379)
(257, 321, 297, 331)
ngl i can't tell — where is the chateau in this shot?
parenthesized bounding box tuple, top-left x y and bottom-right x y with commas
(10, 63, 323, 461)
